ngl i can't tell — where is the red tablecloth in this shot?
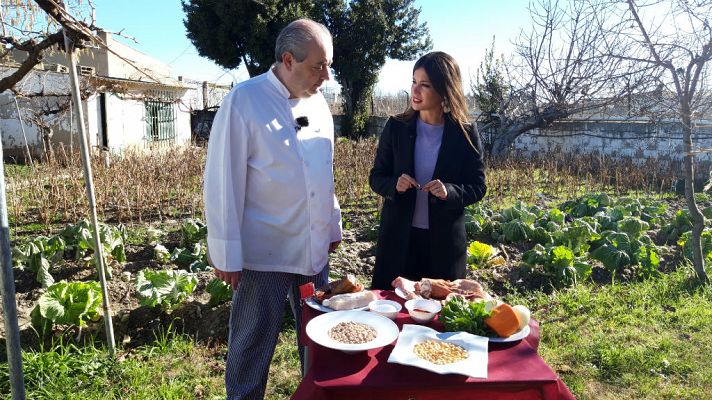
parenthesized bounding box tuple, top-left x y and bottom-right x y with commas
(292, 290, 576, 400)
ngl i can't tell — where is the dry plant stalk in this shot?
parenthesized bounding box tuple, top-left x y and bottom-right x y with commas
(5, 141, 679, 231)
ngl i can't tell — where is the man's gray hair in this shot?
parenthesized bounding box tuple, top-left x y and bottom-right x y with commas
(274, 19, 331, 63)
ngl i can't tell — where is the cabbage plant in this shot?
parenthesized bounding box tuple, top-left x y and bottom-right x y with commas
(135, 269, 197, 311)
(31, 280, 102, 333)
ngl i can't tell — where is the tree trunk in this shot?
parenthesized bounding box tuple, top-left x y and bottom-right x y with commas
(681, 111, 709, 283)
(487, 108, 571, 157)
(340, 78, 373, 138)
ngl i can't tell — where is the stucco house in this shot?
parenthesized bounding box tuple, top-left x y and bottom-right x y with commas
(0, 30, 229, 160)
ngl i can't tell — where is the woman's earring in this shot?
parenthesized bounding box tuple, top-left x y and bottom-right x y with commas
(441, 101, 450, 113)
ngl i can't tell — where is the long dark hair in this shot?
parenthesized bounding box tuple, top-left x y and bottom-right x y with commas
(397, 51, 476, 150)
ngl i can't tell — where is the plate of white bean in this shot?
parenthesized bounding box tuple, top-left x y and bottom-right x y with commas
(306, 310, 399, 354)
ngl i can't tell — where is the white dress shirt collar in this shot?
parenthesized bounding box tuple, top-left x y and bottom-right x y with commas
(267, 66, 292, 99)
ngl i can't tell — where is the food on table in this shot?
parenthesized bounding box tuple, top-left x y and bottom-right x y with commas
(322, 290, 377, 311)
(315, 274, 364, 303)
(512, 305, 531, 330)
(484, 303, 521, 338)
(328, 321, 377, 344)
(391, 276, 490, 301)
(413, 339, 468, 365)
(405, 298, 441, 324)
(440, 296, 492, 336)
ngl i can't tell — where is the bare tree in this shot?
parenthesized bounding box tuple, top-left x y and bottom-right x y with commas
(0, 1, 96, 93)
(473, 0, 654, 156)
(604, 0, 712, 283)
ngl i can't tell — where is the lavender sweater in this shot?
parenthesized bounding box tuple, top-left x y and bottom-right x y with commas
(411, 118, 444, 229)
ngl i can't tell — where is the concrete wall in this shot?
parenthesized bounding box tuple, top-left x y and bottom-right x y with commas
(512, 119, 712, 166)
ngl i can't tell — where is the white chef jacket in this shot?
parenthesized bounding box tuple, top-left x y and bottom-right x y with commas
(204, 68, 342, 276)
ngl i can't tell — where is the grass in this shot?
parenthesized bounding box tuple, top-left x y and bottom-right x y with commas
(503, 265, 712, 400)
(1, 311, 303, 400)
(1, 327, 227, 400)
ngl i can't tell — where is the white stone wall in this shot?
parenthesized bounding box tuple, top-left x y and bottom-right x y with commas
(512, 120, 712, 166)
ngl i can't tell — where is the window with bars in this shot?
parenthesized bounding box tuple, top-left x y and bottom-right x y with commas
(145, 99, 176, 143)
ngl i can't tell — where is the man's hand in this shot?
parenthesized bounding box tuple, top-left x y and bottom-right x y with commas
(329, 240, 341, 253)
(207, 250, 241, 290)
(214, 268, 242, 290)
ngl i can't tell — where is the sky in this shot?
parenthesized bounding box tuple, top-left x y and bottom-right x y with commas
(91, 0, 533, 94)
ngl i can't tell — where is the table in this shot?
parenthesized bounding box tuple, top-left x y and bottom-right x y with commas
(292, 290, 576, 400)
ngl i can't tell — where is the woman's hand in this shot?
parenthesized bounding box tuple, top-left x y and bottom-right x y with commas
(396, 173, 420, 193)
(422, 179, 448, 200)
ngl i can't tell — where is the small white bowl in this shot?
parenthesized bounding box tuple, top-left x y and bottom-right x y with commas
(368, 299, 402, 320)
(404, 299, 442, 324)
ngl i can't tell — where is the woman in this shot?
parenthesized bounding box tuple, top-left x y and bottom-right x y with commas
(369, 51, 486, 290)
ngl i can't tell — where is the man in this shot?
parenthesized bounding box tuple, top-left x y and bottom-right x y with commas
(203, 19, 341, 400)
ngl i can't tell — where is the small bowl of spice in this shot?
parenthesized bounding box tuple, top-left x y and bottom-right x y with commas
(368, 299, 402, 320)
(404, 299, 442, 324)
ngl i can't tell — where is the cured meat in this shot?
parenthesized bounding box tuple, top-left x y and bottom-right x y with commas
(392, 276, 490, 301)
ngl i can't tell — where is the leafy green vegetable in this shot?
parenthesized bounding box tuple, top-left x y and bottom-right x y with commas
(60, 220, 127, 279)
(617, 217, 650, 239)
(154, 244, 171, 264)
(547, 209, 565, 225)
(206, 278, 233, 307)
(31, 281, 103, 332)
(181, 219, 207, 246)
(501, 220, 530, 242)
(135, 269, 197, 311)
(591, 243, 631, 273)
(464, 204, 495, 237)
(522, 244, 547, 266)
(658, 210, 693, 244)
(554, 220, 599, 255)
(467, 241, 495, 268)
(13, 235, 65, 288)
(522, 244, 591, 285)
(440, 296, 492, 336)
(170, 242, 210, 272)
(678, 229, 712, 263)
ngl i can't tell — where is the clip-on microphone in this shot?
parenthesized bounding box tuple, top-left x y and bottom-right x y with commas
(295, 116, 309, 132)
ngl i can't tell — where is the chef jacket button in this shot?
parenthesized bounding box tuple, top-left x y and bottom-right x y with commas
(310, 192, 315, 198)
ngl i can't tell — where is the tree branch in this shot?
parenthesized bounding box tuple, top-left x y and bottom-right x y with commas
(0, 31, 64, 93)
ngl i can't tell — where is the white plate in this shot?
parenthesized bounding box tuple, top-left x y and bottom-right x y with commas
(388, 324, 489, 378)
(306, 310, 400, 353)
(487, 324, 531, 342)
(305, 296, 369, 313)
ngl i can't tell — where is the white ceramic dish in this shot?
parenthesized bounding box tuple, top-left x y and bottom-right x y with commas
(487, 324, 531, 343)
(306, 310, 400, 354)
(305, 296, 369, 313)
(404, 299, 442, 323)
(368, 299, 402, 320)
(388, 324, 489, 378)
